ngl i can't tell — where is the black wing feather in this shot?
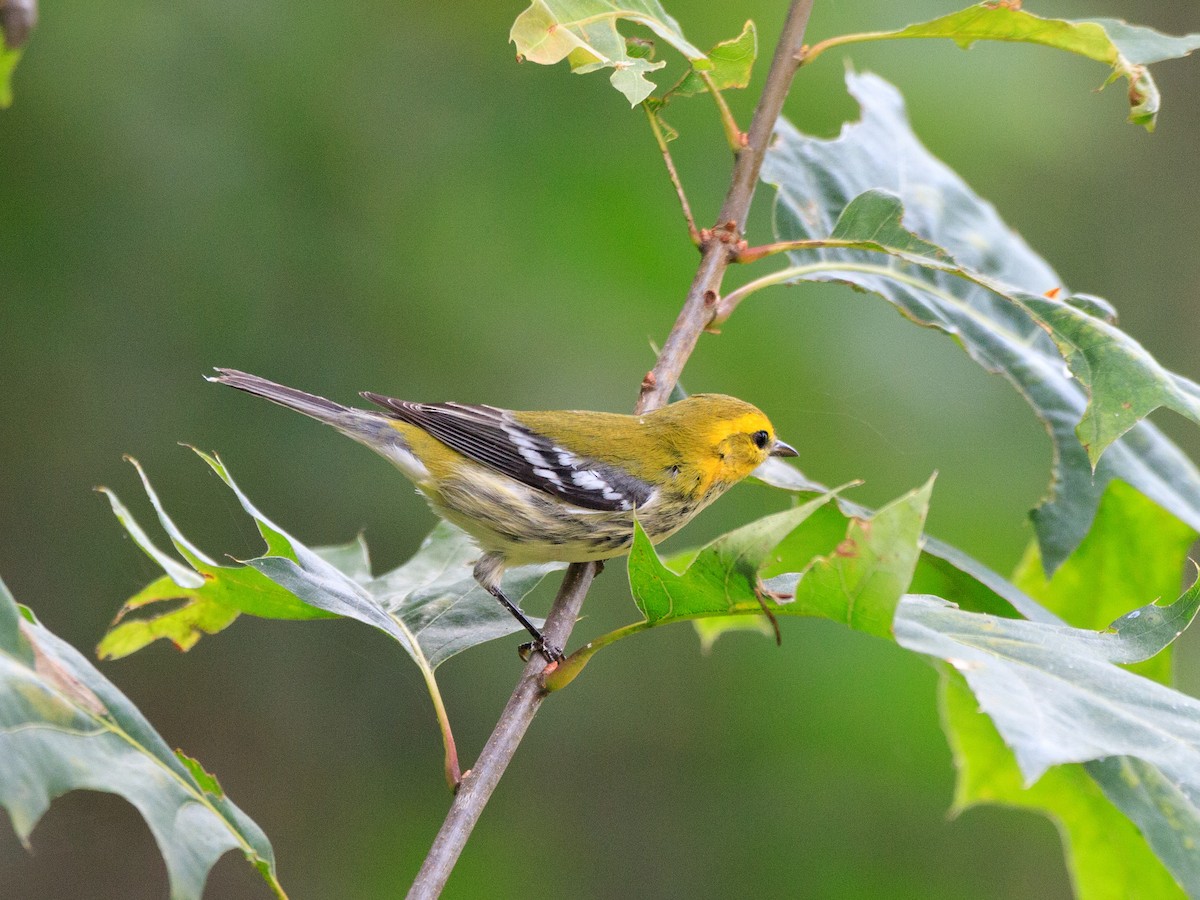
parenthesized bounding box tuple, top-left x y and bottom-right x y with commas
(361, 394, 654, 512)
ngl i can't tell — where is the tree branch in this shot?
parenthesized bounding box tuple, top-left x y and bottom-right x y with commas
(407, 3, 815, 895)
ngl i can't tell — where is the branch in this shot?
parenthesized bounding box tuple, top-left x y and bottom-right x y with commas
(408, 3, 815, 895)
(407, 563, 596, 899)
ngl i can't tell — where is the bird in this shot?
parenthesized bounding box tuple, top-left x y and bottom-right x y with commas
(208, 368, 797, 661)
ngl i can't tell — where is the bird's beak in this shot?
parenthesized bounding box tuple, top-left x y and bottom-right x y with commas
(770, 438, 798, 458)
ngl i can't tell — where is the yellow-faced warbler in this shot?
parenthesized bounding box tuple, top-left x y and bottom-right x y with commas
(210, 369, 796, 660)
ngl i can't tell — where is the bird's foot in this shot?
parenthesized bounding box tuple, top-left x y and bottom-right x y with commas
(518, 638, 565, 665)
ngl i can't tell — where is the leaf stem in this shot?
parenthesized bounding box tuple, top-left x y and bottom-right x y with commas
(408, 2, 815, 894)
(545, 601, 819, 692)
(417, 661, 461, 791)
(800, 30, 896, 66)
(699, 71, 745, 150)
(734, 236, 853, 263)
(644, 104, 700, 244)
(712, 249, 1061, 338)
(714, 262, 833, 325)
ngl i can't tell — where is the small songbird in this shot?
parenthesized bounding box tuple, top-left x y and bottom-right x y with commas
(209, 369, 797, 660)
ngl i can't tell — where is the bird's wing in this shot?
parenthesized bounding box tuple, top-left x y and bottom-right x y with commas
(361, 394, 655, 512)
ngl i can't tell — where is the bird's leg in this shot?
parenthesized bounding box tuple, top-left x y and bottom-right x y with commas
(487, 584, 564, 664)
(473, 555, 564, 663)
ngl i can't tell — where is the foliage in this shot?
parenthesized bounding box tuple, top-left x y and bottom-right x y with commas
(4, 0, 1200, 896)
(937, 481, 1200, 897)
(663, 20, 756, 100)
(801, 4, 1200, 129)
(509, 0, 709, 106)
(750, 71, 1200, 575)
(98, 449, 562, 787)
(0, 577, 285, 899)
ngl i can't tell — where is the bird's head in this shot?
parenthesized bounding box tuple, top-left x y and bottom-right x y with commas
(657, 393, 797, 487)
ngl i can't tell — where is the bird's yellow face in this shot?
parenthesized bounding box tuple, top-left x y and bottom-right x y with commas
(663, 394, 798, 491)
(712, 412, 780, 477)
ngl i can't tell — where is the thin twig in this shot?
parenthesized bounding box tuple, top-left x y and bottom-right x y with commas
(644, 104, 701, 244)
(408, 3, 815, 895)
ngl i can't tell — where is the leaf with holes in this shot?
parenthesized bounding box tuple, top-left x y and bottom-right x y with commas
(510, 0, 708, 106)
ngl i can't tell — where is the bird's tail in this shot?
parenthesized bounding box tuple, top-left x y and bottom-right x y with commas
(208, 368, 420, 475)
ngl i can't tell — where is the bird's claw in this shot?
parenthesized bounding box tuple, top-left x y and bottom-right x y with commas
(518, 638, 565, 665)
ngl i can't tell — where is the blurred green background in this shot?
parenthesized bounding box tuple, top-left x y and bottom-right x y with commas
(2, 1, 1199, 897)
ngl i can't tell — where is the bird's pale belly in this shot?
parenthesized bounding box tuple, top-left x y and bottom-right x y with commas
(419, 467, 722, 566)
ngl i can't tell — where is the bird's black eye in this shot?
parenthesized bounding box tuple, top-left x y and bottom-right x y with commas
(751, 430, 769, 450)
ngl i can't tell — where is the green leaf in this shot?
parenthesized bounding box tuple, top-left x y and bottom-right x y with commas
(104, 450, 556, 665)
(0, 577, 286, 899)
(941, 672, 1183, 899)
(510, 0, 708, 106)
(1085, 756, 1200, 893)
(1012, 480, 1197, 682)
(546, 479, 930, 690)
(759, 71, 1200, 573)
(630, 490, 841, 624)
(754, 457, 1057, 623)
(815, 188, 1200, 475)
(666, 20, 757, 100)
(102, 450, 562, 786)
(806, 4, 1200, 129)
(896, 581, 1200, 787)
(763, 476, 934, 639)
(1018, 295, 1200, 471)
(248, 520, 559, 670)
(899, 574, 1200, 900)
(97, 458, 331, 660)
(310, 533, 373, 583)
(1022, 482, 1199, 891)
(937, 481, 1200, 896)
(908, 532, 1056, 623)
